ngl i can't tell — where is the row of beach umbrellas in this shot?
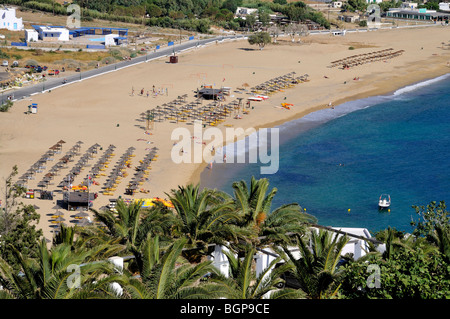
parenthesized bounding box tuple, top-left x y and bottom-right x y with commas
(329, 48, 404, 68)
(250, 72, 308, 95)
(126, 147, 158, 194)
(16, 140, 68, 187)
(103, 146, 136, 194)
(80, 144, 117, 187)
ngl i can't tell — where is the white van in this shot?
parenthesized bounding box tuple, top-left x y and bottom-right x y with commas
(2, 60, 8, 67)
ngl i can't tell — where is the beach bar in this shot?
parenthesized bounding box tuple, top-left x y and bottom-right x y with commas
(64, 191, 95, 211)
(198, 87, 224, 100)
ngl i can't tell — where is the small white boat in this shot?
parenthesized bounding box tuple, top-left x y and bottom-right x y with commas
(378, 194, 391, 209)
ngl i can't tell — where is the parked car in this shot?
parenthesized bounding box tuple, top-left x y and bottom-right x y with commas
(75, 67, 80, 72)
(2, 60, 8, 67)
(11, 61, 19, 67)
(35, 66, 42, 73)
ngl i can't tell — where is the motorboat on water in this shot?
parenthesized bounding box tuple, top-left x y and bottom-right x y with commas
(378, 194, 391, 210)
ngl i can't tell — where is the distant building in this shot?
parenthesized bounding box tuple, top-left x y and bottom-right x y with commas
(401, 2, 418, 9)
(338, 12, 361, 23)
(332, 1, 343, 8)
(33, 25, 70, 41)
(104, 33, 119, 46)
(0, 7, 24, 31)
(25, 29, 39, 42)
(235, 7, 258, 19)
(439, 2, 450, 12)
(366, 0, 383, 4)
(387, 8, 450, 21)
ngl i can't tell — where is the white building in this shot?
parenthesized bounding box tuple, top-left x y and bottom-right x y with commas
(104, 33, 119, 46)
(439, 2, 450, 12)
(25, 29, 38, 42)
(235, 7, 258, 19)
(366, 0, 383, 4)
(401, 2, 418, 9)
(332, 1, 343, 8)
(0, 7, 23, 31)
(36, 26, 69, 41)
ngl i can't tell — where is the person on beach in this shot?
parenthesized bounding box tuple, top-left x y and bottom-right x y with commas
(131, 87, 134, 96)
(147, 91, 149, 98)
(141, 88, 144, 95)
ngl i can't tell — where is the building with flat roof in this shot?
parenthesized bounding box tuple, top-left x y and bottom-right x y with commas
(0, 7, 23, 31)
(32, 25, 70, 41)
(25, 28, 38, 42)
(387, 8, 450, 21)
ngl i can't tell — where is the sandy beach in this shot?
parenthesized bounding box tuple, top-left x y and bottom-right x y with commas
(2, 25, 450, 240)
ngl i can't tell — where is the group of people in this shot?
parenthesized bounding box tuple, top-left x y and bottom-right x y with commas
(131, 85, 169, 97)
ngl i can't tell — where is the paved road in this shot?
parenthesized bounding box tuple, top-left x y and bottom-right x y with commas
(9, 34, 245, 102)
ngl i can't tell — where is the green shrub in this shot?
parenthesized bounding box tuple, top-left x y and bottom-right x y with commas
(0, 100, 13, 112)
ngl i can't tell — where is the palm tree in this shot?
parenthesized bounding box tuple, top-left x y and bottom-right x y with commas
(375, 227, 438, 261)
(122, 236, 224, 299)
(167, 184, 241, 262)
(210, 245, 304, 299)
(231, 177, 316, 247)
(429, 223, 450, 262)
(89, 199, 174, 253)
(0, 239, 127, 299)
(282, 229, 349, 299)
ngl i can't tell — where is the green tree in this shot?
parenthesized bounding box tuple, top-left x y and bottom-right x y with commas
(123, 237, 223, 299)
(146, 3, 163, 17)
(340, 221, 450, 298)
(344, 0, 368, 12)
(211, 245, 303, 299)
(340, 247, 450, 299)
(282, 229, 349, 299)
(0, 239, 126, 299)
(245, 13, 257, 30)
(247, 31, 271, 50)
(258, 10, 271, 27)
(167, 184, 240, 262)
(230, 177, 316, 247)
(221, 0, 242, 14)
(0, 100, 13, 112)
(89, 199, 175, 254)
(0, 166, 42, 270)
(411, 201, 449, 239)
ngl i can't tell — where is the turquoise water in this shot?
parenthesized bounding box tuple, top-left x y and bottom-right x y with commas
(200, 74, 450, 233)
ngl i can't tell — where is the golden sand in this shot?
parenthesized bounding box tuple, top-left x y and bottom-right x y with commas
(2, 26, 450, 239)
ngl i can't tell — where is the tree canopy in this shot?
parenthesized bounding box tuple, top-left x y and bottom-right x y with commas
(1, 167, 448, 299)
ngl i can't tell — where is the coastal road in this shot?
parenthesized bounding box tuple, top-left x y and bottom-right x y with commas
(8, 34, 245, 103)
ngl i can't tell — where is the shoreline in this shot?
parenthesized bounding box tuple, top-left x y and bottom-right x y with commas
(189, 67, 450, 190)
(2, 26, 450, 239)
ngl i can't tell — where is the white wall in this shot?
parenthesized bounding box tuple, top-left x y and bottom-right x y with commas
(25, 29, 38, 42)
(0, 8, 23, 31)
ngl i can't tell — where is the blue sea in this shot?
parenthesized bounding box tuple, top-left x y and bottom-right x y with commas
(200, 74, 450, 234)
